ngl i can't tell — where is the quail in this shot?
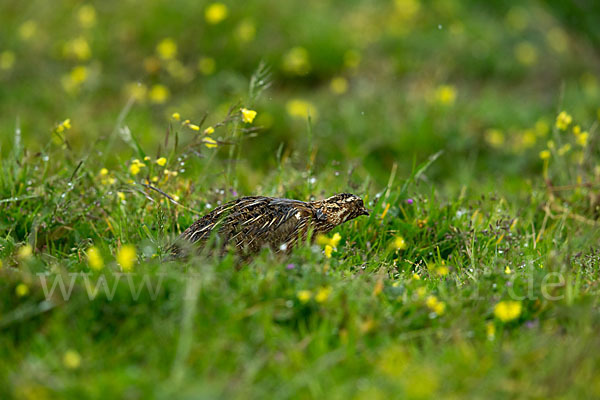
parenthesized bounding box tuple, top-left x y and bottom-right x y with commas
(172, 193, 369, 257)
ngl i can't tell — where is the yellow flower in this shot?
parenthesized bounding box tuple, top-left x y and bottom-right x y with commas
(235, 19, 256, 42)
(297, 290, 312, 303)
(539, 150, 551, 160)
(87, 246, 104, 271)
(204, 126, 215, 135)
(315, 286, 332, 303)
(240, 108, 257, 123)
(286, 99, 318, 120)
(63, 350, 81, 369)
(70, 65, 88, 84)
(171, 112, 181, 121)
(149, 84, 170, 104)
(18, 244, 33, 260)
(425, 296, 446, 315)
(436, 266, 449, 276)
(575, 131, 589, 147)
(316, 233, 341, 248)
(324, 244, 333, 258)
(15, 283, 29, 297)
(19, 20, 37, 40)
(330, 76, 348, 94)
(555, 111, 572, 130)
(117, 245, 136, 271)
(205, 2, 228, 24)
(78, 5, 96, 28)
(188, 124, 200, 131)
(156, 38, 177, 60)
(485, 129, 504, 147)
(282, 47, 311, 76)
(203, 137, 218, 148)
(156, 157, 167, 166)
(558, 143, 571, 156)
(0, 50, 16, 70)
(198, 57, 216, 75)
(393, 236, 407, 250)
(504, 266, 512, 274)
(144, 156, 151, 161)
(99, 168, 108, 176)
(434, 85, 457, 105)
(63, 37, 91, 61)
(129, 163, 141, 175)
(117, 192, 126, 201)
(514, 41, 538, 66)
(494, 300, 522, 322)
(412, 273, 420, 280)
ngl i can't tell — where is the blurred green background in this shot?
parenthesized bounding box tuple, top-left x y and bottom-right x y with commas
(1, 0, 599, 188)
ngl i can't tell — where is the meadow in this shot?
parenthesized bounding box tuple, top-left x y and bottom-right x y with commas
(1, 0, 600, 398)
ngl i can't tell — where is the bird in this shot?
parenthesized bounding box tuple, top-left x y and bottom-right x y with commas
(171, 193, 369, 257)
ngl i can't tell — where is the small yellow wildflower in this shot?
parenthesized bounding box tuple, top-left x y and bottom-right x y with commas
(203, 137, 218, 148)
(539, 150, 551, 160)
(156, 157, 167, 166)
(412, 273, 420, 280)
(297, 290, 312, 303)
(78, 5, 96, 28)
(434, 85, 457, 105)
(240, 108, 257, 124)
(504, 266, 512, 274)
(514, 41, 538, 66)
(317, 233, 341, 248)
(315, 286, 332, 303)
(436, 265, 449, 276)
(485, 129, 504, 147)
(117, 245, 136, 272)
(63, 37, 91, 61)
(393, 236, 407, 250)
(235, 19, 256, 42)
(149, 84, 170, 104)
(555, 111, 572, 130)
(282, 47, 311, 76)
(144, 156, 151, 161)
(324, 244, 333, 258)
(204, 126, 215, 135)
(575, 131, 589, 147)
(205, 2, 228, 24)
(286, 99, 318, 120)
(18, 245, 33, 260)
(99, 168, 108, 176)
(156, 38, 177, 60)
(0, 50, 16, 70)
(129, 163, 141, 175)
(63, 350, 81, 369)
(70, 65, 88, 84)
(494, 300, 522, 322)
(330, 76, 348, 94)
(198, 57, 216, 75)
(415, 287, 427, 298)
(425, 296, 446, 315)
(558, 143, 571, 156)
(19, 20, 37, 40)
(188, 124, 200, 131)
(87, 246, 104, 271)
(171, 112, 181, 121)
(15, 283, 29, 297)
(117, 192, 126, 201)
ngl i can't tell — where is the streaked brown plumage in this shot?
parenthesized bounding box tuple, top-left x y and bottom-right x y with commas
(172, 193, 369, 257)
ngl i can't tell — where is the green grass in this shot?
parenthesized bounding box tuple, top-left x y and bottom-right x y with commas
(2, 0, 600, 399)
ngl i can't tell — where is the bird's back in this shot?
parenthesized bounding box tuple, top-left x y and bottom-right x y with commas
(175, 196, 319, 255)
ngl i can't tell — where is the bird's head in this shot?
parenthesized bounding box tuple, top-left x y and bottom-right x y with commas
(313, 193, 370, 227)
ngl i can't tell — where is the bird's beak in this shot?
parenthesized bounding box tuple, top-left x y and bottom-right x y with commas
(362, 207, 371, 216)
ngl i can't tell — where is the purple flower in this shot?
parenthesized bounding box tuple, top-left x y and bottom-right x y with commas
(286, 263, 295, 270)
(406, 198, 414, 205)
